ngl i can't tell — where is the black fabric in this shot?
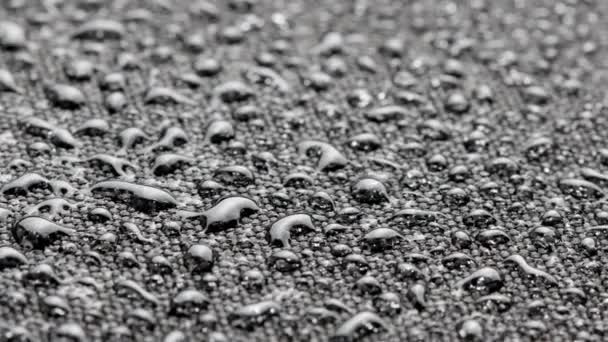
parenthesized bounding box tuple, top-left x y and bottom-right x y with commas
(0, 0, 606, 341)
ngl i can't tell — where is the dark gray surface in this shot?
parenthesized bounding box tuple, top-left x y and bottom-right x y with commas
(0, 0, 607, 341)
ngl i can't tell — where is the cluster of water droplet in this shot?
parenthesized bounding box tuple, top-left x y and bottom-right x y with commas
(0, 0, 606, 341)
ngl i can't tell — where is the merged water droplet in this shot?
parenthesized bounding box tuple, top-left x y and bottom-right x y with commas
(114, 279, 160, 305)
(268, 214, 315, 247)
(85, 154, 137, 177)
(12, 216, 75, 249)
(186, 196, 259, 232)
(90, 180, 178, 212)
(1, 173, 51, 195)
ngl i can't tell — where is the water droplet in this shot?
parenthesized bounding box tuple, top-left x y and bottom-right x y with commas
(504, 254, 557, 286)
(51, 322, 87, 342)
(71, 19, 125, 40)
(26, 198, 75, 218)
(558, 178, 603, 199)
(170, 289, 209, 316)
(164, 330, 188, 342)
(214, 81, 254, 103)
(299, 140, 347, 171)
(362, 227, 403, 251)
(0, 246, 28, 270)
(331, 311, 391, 342)
(268, 214, 315, 247)
(0, 69, 21, 93)
(352, 178, 389, 203)
(184, 244, 215, 274)
(185, 196, 259, 232)
(365, 105, 409, 123)
(214, 165, 254, 187)
(44, 83, 86, 109)
(85, 154, 138, 177)
(12, 216, 75, 249)
(268, 249, 301, 272)
(455, 267, 503, 295)
(229, 301, 281, 330)
(115, 279, 160, 305)
(90, 180, 178, 212)
(1, 173, 51, 195)
(206, 120, 235, 143)
(0, 21, 26, 49)
(457, 319, 483, 341)
(144, 87, 196, 105)
(74, 119, 110, 136)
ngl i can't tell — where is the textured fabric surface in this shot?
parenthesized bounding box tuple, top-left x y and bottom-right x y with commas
(0, 0, 607, 341)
